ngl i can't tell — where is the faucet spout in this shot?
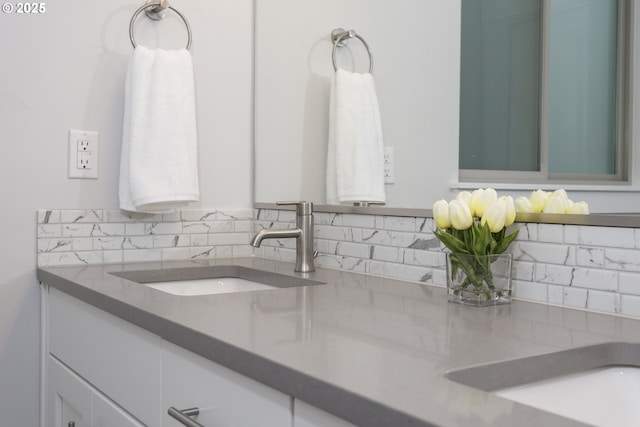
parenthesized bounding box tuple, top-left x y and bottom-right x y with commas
(250, 228, 302, 248)
(251, 201, 316, 273)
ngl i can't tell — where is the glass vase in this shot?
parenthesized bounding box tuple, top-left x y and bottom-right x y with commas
(446, 252, 513, 306)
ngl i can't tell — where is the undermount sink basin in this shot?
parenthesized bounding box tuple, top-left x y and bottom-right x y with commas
(496, 366, 640, 427)
(445, 342, 640, 427)
(110, 265, 324, 296)
(145, 277, 278, 296)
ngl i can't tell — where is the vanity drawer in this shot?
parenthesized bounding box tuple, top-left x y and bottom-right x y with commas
(162, 340, 292, 427)
(48, 288, 163, 426)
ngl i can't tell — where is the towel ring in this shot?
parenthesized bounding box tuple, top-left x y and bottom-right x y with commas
(331, 28, 373, 73)
(129, 2, 192, 50)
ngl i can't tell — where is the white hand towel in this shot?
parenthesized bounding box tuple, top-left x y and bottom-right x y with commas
(119, 46, 200, 213)
(326, 68, 385, 204)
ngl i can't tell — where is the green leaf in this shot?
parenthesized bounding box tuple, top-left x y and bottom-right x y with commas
(464, 224, 474, 254)
(434, 229, 470, 254)
(493, 228, 506, 242)
(481, 222, 493, 253)
(435, 220, 518, 257)
(470, 222, 493, 256)
(494, 229, 519, 254)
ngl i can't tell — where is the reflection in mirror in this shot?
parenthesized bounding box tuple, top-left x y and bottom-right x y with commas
(254, 1, 460, 208)
(460, 0, 624, 180)
(254, 1, 640, 217)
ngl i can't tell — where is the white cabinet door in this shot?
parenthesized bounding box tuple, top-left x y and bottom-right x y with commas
(48, 355, 145, 427)
(93, 391, 145, 427)
(293, 399, 356, 427)
(48, 288, 162, 426)
(48, 355, 92, 427)
(162, 340, 292, 427)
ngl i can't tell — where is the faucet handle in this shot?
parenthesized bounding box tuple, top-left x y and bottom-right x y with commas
(276, 201, 313, 215)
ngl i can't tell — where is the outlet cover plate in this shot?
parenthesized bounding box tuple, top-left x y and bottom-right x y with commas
(384, 146, 394, 184)
(68, 129, 99, 179)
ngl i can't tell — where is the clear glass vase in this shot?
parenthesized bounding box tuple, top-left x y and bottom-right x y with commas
(446, 252, 513, 306)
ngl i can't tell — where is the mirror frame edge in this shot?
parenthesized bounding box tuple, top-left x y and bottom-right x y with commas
(255, 203, 640, 228)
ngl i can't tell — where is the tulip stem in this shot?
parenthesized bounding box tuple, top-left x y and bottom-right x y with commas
(447, 252, 512, 301)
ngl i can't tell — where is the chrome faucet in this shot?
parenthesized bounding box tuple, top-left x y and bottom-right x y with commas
(251, 201, 316, 273)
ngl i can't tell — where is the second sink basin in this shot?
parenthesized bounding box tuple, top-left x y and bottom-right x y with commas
(496, 365, 640, 427)
(110, 265, 325, 296)
(445, 342, 640, 427)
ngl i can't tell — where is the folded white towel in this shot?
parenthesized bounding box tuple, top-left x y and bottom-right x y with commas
(326, 68, 385, 204)
(119, 46, 200, 213)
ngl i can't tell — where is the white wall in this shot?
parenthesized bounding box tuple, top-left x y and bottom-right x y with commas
(0, 1, 253, 424)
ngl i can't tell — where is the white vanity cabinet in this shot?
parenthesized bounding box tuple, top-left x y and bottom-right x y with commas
(47, 288, 163, 426)
(293, 400, 356, 427)
(47, 355, 92, 427)
(48, 355, 144, 427)
(45, 287, 292, 427)
(162, 341, 292, 427)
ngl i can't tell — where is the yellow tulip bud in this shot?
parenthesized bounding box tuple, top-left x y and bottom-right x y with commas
(449, 199, 473, 230)
(481, 201, 507, 233)
(570, 201, 590, 215)
(500, 196, 516, 227)
(543, 195, 566, 214)
(515, 196, 534, 213)
(473, 188, 498, 218)
(432, 199, 451, 229)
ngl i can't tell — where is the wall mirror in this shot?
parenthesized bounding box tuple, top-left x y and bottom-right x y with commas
(254, 0, 640, 221)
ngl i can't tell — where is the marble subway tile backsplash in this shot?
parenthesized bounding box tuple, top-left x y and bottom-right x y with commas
(37, 208, 254, 266)
(255, 208, 640, 320)
(37, 207, 640, 320)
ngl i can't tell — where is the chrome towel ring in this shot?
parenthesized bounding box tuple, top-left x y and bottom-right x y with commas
(129, 1, 192, 50)
(331, 28, 373, 73)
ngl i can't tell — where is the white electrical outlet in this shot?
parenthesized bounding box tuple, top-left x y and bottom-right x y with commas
(78, 139, 92, 152)
(384, 146, 394, 184)
(77, 153, 93, 169)
(68, 130, 99, 179)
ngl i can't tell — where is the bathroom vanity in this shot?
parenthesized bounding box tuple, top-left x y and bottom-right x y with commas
(38, 257, 640, 426)
(46, 287, 292, 426)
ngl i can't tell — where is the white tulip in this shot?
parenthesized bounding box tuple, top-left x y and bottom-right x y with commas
(473, 188, 498, 218)
(455, 191, 473, 209)
(529, 189, 548, 213)
(432, 199, 451, 229)
(500, 196, 516, 227)
(570, 201, 590, 215)
(481, 201, 507, 233)
(515, 196, 534, 213)
(469, 189, 485, 217)
(543, 195, 566, 214)
(449, 199, 473, 230)
(550, 189, 571, 212)
(566, 199, 575, 212)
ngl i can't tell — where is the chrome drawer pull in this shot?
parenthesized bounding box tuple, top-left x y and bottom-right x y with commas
(168, 407, 204, 427)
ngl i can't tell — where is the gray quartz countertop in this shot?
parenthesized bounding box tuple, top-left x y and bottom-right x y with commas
(37, 257, 640, 427)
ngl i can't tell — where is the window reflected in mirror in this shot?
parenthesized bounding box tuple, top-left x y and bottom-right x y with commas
(459, 0, 627, 182)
